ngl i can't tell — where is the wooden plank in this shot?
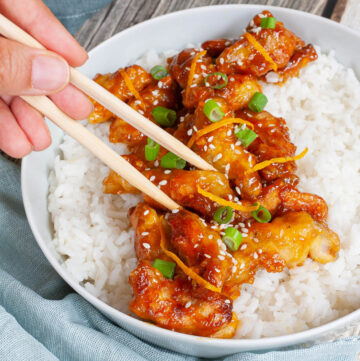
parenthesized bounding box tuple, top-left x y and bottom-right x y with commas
(76, 0, 328, 50)
(331, 0, 348, 22)
(338, 0, 360, 31)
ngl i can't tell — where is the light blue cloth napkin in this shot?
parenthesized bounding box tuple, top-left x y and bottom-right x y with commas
(1, 1, 360, 360)
(44, 0, 113, 34)
(1, 155, 360, 360)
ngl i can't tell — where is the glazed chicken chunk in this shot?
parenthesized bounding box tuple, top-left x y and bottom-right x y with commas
(129, 261, 238, 337)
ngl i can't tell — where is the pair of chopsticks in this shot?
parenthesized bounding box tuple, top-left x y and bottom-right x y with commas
(0, 14, 216, 211)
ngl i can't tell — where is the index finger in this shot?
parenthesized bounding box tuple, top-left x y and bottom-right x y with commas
(0, 0, 88, 67)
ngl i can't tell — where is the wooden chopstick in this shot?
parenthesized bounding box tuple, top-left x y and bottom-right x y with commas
(0, 14, 215, 172)
(0, 14, 183, 211)
(20, 95, 180, 210)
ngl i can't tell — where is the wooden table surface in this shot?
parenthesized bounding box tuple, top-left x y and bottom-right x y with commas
(76, 0, 357, 50)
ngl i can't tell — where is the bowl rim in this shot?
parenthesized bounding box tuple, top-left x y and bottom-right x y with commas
(21, 3, 360, 349)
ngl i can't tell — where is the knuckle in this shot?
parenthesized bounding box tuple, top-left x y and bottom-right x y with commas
(0, 39, 20, 92)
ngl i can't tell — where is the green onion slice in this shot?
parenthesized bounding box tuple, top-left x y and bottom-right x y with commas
(153, 259, 176, 279)
(248, 92, 268, 113)
(213, 206, 233, 224)
(145, 138, 160, 161)
(152, 106, 177, 127)
(222, 227, 242, 251)
(260, 17, 276, 29)
(251, 205, 272, 223)
(203, 99, 225, 122)
(235, 126, 258, 147)
(161, 152, 186, 169)
(204, 72, 228, 89)
(150, 65, 168, 80)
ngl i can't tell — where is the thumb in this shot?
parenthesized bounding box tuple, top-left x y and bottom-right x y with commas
(0, 37, 70, 96)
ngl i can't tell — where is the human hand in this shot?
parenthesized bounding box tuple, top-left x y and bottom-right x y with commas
(0, 0, 93, 158)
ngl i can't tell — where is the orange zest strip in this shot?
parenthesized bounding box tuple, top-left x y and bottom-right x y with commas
(197, 185, 259, 213)
(187, 118, 254, 148)
(243, 32, 278, 72)
(159, 217, 221, 293)
(120, 69, 144, 103)
(185, 50, 207, 103)
(245, 147, 308, 175)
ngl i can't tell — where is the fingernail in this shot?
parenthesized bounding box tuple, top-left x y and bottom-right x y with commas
(32, 56, 69, 91)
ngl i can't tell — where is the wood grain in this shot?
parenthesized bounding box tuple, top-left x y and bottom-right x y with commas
(76, 0, 328, 50)
(338, 0, 360, 31)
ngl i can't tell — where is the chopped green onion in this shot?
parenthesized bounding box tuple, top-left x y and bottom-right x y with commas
(251, 205, 272, 223)
(204, 72, 228, 89)
(145, 138, 160, 161)
(248, 92, 268, 113)
(161, 152, 186, 169)
(260, 17, 276, 29)
(150, 65, 168, 80)
(203, 99, 224, 122)
(213, 206, 233, 224)
(235, 126, 258, 147)
(153, 259, 176, 279)
(152, 106, 176, 127)
(222, 227, 242, 251)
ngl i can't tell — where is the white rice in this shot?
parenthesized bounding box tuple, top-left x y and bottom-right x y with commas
(48, 47, 360, 338)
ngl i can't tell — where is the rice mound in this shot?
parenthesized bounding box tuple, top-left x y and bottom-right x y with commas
(48, 47, 360, 338)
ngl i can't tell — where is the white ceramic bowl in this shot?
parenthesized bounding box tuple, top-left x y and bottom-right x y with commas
(21, 5, 360, 358)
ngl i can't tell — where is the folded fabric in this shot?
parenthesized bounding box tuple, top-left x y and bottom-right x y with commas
(43, 0, 113, 34)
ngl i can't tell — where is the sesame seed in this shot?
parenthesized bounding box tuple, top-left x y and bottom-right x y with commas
(232, 265, 237, 273)
(239, 222, 245, 227)
(208, 136, 214, 142)
(143, 243, 150, 249)
(154, 160, 159, 167)
(153, 100, 159, 105)
(141, 232, 149, 236)
(230, 77, 235, 82)
(253, 252, 258, 259)
(209, 144, 215, 150)
(213, 153, 223, 162)
(172, 209, 179, 213)
(150, 176, 155, 181)
(242, 233, 248, 238)
(159, 180, 167, 186)
(204, 254, 211, 259)
(240, 262, 245, 269)
(214, 267, 220, 273)
(235, 186, 241, 195)
(218, 255, 225, 261)
(220, 250, 226, 256)
(219, 58, 224, 65)
(158, 81, 163, 88)
(204, 145, 208, 151)
(185, 301, 192, 308)
(209, 234, 213, 239)
(200, 64, 206, 70)
(164, 170, 171, 174)
(138, 110, 144, 115)
(227, 129, 232, 136)
(144, 210, 149, 216)
(193, 125, 198, 132)
(240, 244, 247, 250)
(241, 228, 249, 233)
(194, 244, 199, 248)
(258, 249, 263, 254)
(187, 129, 193, 136)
